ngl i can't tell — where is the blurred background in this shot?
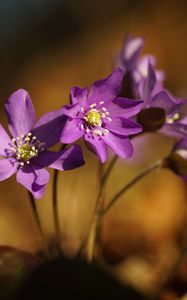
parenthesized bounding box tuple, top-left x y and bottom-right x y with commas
(1, 0, 187, 298)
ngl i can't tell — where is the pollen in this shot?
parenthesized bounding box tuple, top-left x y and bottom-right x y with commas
(9, 132, 45, 166)
(86, 109, 102, 127)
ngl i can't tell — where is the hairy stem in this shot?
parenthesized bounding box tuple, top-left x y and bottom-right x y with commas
(52, 144, 67, 255)
(86, 161, 104, 262)
(101, 155, 118, 185)
(102, 159, 163, 216)
(28, 191, 49, 259)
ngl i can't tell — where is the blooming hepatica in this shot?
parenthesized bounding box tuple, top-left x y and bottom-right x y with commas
(60, 69, 143, 163)
(136, 60, 185, 134)
(0, 89, 84, 199)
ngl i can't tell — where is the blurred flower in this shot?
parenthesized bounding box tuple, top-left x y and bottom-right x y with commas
(0, 89, 84, 198)
(137, 61, 184, 133)
(116, 35, 164, 99)
(61, 69, 143, 163)
(165, 138, 187, 180)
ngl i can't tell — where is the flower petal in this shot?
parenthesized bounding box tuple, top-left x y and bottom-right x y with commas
(5, 89, 36, 137)
(33, 145, 85, 170)
(33, 109, 65, 148)
(60, 118, 84, 143)
(62, 103, 80, 118)
(0, 159, 17, 181)
(106, 97, 143, 118)
(70, 87, 89, 105)
(16, 166, 47, 199)
(151, 90, 182, 116)
(102, 132, 133, 159)
(120, 35, 144, 70)
(33, 167, 50, 185)
(159, 122, 187, 139)
(105, 117, 142, 136)
(84, 134, 108, 163)
(139, 62, 157, 100)
(88, 68, 124, 104)
(0, 124, 12, 156)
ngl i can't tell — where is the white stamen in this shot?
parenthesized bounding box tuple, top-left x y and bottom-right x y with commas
(89, 103, 97, 108)
(94, 129, 102, 136)
(107, 117, 112, 121)
(99, 101, 104, 105)
(103, 129, 109, 135)
(101, 107, 107, 111)
(80, 107, 84, 112)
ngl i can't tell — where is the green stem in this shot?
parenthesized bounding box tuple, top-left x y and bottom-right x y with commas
(28, 191, 49, 259)
(86, 161, 104, 262)
(52, 144, 67, 255)
(102, 159, 163, 217)
(101, 155, 118, 185)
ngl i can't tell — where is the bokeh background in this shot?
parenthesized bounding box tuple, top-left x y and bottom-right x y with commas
(1, 0, 187, 298)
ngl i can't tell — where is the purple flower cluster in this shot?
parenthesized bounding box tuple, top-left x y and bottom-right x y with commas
(1, 33, 187, 196)
(117, 35, 187, 137)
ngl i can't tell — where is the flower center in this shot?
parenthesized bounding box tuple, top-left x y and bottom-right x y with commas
(79, 101, 112, 137)
(17, 143, 37, 162)
(86, 109, 102, 127)
(9, 133, 45, 166)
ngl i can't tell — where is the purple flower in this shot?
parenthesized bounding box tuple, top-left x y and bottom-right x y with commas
(60, 69, 143, 163)
(117, 35, 144, 73)
(116, 35, 164, 99)
(137, 61, 184, 133)
(0, 89, 84, 199)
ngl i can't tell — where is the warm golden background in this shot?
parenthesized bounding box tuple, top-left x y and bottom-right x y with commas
(1, 0, 187, 297)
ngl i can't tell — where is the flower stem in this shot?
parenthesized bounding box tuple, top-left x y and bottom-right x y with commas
(101, 155, 118, 185)
(27, 191, 49, 259)
(101, 159, 163, 217)
(52, 144, 67, 255)
(86, 161, 105, 262)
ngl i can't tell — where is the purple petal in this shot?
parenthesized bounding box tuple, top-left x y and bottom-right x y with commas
(0, 159, 17, 181)
(5, 89, 36, 137)
(0, 124, 11, 156)
(140, 62, 157, 100)
(106, 97, 143, 118)
(88, 68, 124, 104)
(33, 109, 66, 148)
(70, 87, 89, 105)
(121, 35, 144, 70)
(105, 117, 142, 136)
(33, 145, 84, 170)
(33, 167, 49, 185)
(151, 90, 182, 116)
(84, 134, 108, 163)
(102, 132, 133, 159)
(174, 138, 187, 153)
(16, 166, 47, 199)
(60, 118, 84, 143)
(62, 103, 80, 118)
(50, 145, 85, 170)
(160, 122, 187, 139)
